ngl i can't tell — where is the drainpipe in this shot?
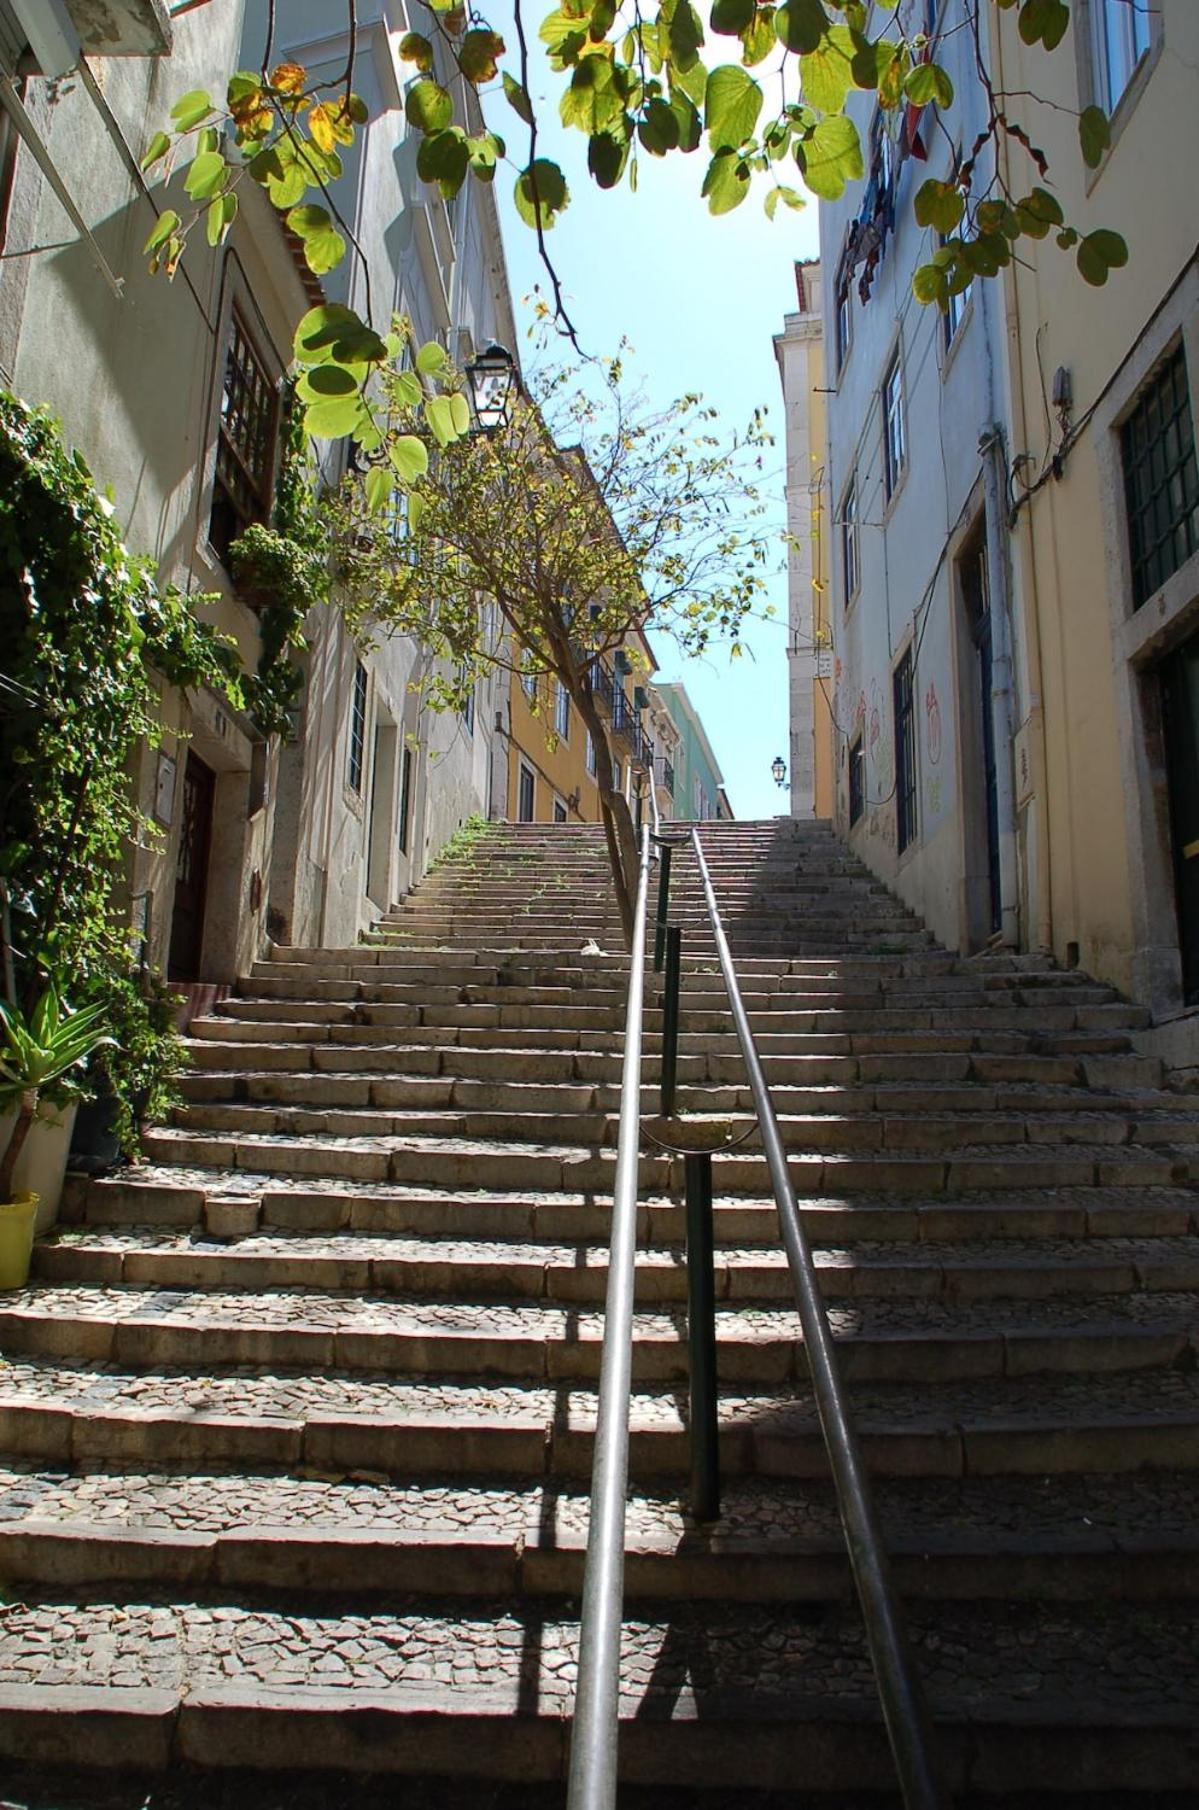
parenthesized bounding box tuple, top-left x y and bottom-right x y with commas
(979, 423, 1020, 946)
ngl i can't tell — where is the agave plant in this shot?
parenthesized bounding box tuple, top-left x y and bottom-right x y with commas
(0, 983, 113, 1203)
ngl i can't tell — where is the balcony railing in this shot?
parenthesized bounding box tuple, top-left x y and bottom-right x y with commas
(654, 755, 674, 797)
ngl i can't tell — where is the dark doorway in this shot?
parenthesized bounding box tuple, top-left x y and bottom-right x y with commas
(168, 752, 215, 981)
(1160, 632, 1199, 1006)
(960, 532, 1001, 938)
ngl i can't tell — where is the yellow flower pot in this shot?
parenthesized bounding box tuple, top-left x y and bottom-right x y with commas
(0, 1192, 38, 1290)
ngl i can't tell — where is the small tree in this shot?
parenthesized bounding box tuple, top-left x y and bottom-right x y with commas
(329, 346, 775, 945)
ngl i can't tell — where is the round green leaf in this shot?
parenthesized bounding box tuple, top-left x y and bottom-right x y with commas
(303, 394, 367, 439)
(143, 210, 180, 256)
(796, 112, 862, 200)
(302, 363, 360, 397)
(170, 89, 213, 130)
(588, 130, 630, 188)
(365, 466, 394, 515)
(141, 131, 171, 172)
(424, 394, 455, 448)
(701, 146, 751, 214)
(711, 0, 755, 36)
(514, 159, 570, 229)
(914, 177, 964, 235)
(406, 80, 454, 133)
(184, 150, 227, 200)
(774, 0, 828, 53)
(399, 32, 435, 69)
(503, 72, 536, 125)
(904, 60, 953, 108)
(1078, 104, 1111, 169)
(639, 97, 681, 154)
(448, 392, 471, 436)
(1077, 228, 1128, 285)
(704, 64, 763, 151)
(390, 436, 430, 484)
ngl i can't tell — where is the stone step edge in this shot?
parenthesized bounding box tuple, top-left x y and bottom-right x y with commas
(1, 1517, 1195, 1602)
(0, 1680, 1195, 1791)
(3, 1395, 1198, 1480)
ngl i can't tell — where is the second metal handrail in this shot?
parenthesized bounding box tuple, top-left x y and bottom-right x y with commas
(687, 825, 948, 1810)
(565, 823, 653, 1810)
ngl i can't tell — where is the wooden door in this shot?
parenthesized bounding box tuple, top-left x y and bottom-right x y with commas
(168, 752, 215, 981)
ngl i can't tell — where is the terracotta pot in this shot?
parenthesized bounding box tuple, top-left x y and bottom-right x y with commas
(0, 1191, 38, 1290)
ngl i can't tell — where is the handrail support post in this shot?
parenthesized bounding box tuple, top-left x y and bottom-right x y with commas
(684, 1150, 720, 1524)
(660, 925, 682, 1118)
(653, 843, 672, 972)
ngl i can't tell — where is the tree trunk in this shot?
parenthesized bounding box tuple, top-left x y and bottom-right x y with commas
(0, 1090, 36, 1204)
(572, 680, 640, 951)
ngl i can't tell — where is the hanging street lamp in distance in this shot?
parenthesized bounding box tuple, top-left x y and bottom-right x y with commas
(465, 343, 517, 436)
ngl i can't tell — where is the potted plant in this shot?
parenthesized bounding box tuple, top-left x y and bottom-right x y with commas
(0, 981, 112, 1288)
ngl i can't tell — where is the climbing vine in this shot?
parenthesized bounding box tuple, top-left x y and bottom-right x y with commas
(0, 394, 243, 1151)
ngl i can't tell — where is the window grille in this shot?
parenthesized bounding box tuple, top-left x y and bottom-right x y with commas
(883, 354, 906, 499)
(1122, 346, 1199, 609)
(518, 762, 535, 821)
(210, 312, 279, 564)
(555, 680, 570, 741)
(397, 746, 413, 854)
(347, 661, 368, 794)
(849, 735, 865, 826)
(842, 472, 859, 602)
(894, 649, 917, 853)
(586, 731, 597, 777)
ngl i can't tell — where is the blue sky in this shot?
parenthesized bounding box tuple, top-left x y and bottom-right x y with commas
(482, 27, 821, 819)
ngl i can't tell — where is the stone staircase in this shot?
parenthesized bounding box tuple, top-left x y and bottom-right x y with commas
(1, 817, 1198, 1802)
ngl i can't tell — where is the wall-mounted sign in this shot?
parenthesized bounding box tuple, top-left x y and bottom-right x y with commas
(154, 752, 176, 827)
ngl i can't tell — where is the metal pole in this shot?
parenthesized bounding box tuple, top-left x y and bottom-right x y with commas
(688, 828, 948, 1810)
(659, 925, 682, 1118)
(684, 1150, 720, 1523)
(566, 826, 653, 1810)
(653, 842, 672, 973)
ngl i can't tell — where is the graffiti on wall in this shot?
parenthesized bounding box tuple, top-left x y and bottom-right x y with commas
(925, 681, 942, 766)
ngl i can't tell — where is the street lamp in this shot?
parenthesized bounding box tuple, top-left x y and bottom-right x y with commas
(771, 755, 787, 789)
(464, 342, 516, 435)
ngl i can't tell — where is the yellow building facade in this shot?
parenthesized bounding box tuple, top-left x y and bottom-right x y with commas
(995, 0, 1199, 1064)
(504, 632, 659, 826)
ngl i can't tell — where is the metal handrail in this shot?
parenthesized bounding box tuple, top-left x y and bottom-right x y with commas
(687, 826, 948, 1810)
(565, 823, 654, 1810)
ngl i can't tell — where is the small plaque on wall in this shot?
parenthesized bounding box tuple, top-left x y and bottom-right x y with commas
(154, 752, 177, 827)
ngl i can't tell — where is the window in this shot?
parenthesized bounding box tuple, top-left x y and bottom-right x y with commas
(209, 311, 279, 565)
(1122, 346, 1199, 609)
(518, 761, 536, 822)
(869, 110, 894, 205)
(848, 735, 865, 827)
(894, 648, 917, 853)
(883, 353, 906, 500)
(835, 259, 852, 374)
(942, 234, 972, 348)
(841, 471, 860, 603)
(586, 730, 597, 777)
(1092, 0, 1151, 114)
(555, 680, 570, 741)
(397, 746, 413, 854)
(553, 796, 568, 823)
(521, 656, 539, 705)
(347, 661, 368, 794)
(461, 679, 475, 736)
(612, 758, 623, 795)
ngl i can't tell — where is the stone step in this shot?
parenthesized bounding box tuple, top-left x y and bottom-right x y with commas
(1, 1282, 1193, 1384)
(32, 1228, 1199, 1305)
(0, 1595, 1194, 1790)
(136, 1123, 1197, 1195)
(1, 1362, 1198, 1479)
(70, 1171, 1199, 1244)
(2, 1465, 1195, 1603)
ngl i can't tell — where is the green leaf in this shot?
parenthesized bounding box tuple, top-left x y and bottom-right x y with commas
(391, 370, 423, 408)
(914, 177, 963, 234)
(449, 392, 471, 436)
(1079, 103, 1110, 169)
(390, 436, 430, 484)
(416, 340, 449, 376)
(1018, 0, 1069, 51)
(417, 127, 471, 197)
(590, 0, 617, 39)
(540, 8, 589, 69)
(796, 112, 862, 200)
(912, 261, 949, 307)
(140, 131, 171, 171)
(588, 130, 630, 187)
(503, 71, 536, 124)
(206, 190, 238, 246)
(303, 394, 367, 439)
(399, 31, 435, 69)
(298, 363, 360, 398)
(184, 150, 227, 200)
(408, 491, 426, 534)
(903, 60, 953, 108)
(638, 97, 681, 154)
(1077, 227, 1128, 285)
(663, 0, 705, 72)
(701, 146, 751, 214)
(801, 24, 856, 113)
(670, 90, 703, 150)
(143, 210, 180, 256)
(468, 131, 504, 179)
(286, 204, 347, 275)
(764, 182, 804, 218)
(704, 64, 763, 150)
(774, 0, 828, 53)
(711, 0, 755, 36)
(424, 393, 456, 447)
(740, 7, 777, 65)
(365, 466, 393, 515)
(1015, 185, 1064, 238)
(170, 89, 213, 131)
(560, 55, 626, 134)
(406, 80, 454, 133)
(460, 28, 506, 81)
(514, 159, 570, 229)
